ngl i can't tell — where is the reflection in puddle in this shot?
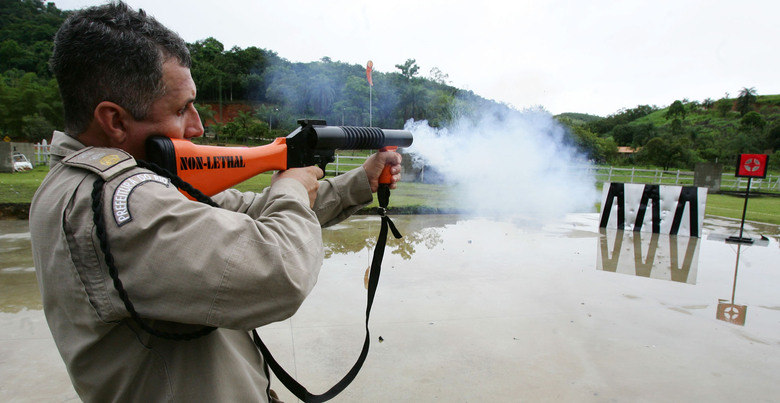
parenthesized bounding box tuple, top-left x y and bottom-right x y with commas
(597, 228, 700, 284)
(716, 243, 748, 326)
(0, 215, 456, 313)
(703, 216, 780, 243)
(596, 220, 780, 328)
(322, 215, 453, 260)
(327, 216, 452, 289)
(0, 220, 40, 313)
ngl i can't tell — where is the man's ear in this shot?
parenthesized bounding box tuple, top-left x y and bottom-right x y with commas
(93, 101, 131, 146)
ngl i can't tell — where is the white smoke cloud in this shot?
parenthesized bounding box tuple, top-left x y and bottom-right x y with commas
(405, 107, 599, 223)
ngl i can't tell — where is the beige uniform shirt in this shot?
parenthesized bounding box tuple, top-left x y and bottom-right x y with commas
(30, 131, 373, 402)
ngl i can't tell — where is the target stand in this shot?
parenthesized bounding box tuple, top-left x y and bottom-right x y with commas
(726, 154, 769, 245)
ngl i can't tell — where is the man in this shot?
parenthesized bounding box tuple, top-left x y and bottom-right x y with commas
(29, 2, 401, 401)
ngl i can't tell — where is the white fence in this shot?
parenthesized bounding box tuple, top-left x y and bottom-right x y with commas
(34, 142, 51, 166)
(328, 155, 366, 176)
(590, 166, 780, 192)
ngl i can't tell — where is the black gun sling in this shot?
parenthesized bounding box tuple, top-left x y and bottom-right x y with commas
(253, 184, 400, 402)
(92, 160, 401, 402)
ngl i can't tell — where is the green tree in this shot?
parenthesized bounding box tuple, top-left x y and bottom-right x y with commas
(224, 110, 267, 144)
(336, 76, 370, 125)
(768, 125, 780, 152)
(429, 67, 450, 85)
(569, 125, 617, 163)
(715, 98, 733, 117)
(427, 91, 455, 127)
(637, 136, 695, 170)
(665, 100, 686, 120)
(669, 118, 684, 136)
(739, 111, 768, 150)
(0, 70, 63, 140)
(194, 104, 216, 126)
(265, 64, 308, 113)
(587, 105, 657, 135)
(740, 111, 765, 132)
(21, 113, 54, 142)
(611, 123, 656, 147)
(736, 87, 757, 116)
(230, 46, 271, 100)
(189, 37, 228, 101)
(194, 103, 217, 141)
(0, 0, 65, 77)
(400, 81, 430, 121)
(395, 59, 420, 80)
(307, 74, 335, 116)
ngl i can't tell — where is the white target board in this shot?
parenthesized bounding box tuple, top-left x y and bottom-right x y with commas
(599, 182, 708, 237)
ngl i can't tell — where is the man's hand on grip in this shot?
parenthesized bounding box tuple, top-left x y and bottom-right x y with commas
(272, 166, 323, 208)
(363, 150, 402, 192)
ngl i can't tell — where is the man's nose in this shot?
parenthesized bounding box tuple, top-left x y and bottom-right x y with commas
(185, 108, 204, 139)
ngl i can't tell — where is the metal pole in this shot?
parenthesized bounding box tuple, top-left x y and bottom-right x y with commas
(731, 244, 741, 303)
(737, 177, 751, 240)
(369, 85, 373, 127)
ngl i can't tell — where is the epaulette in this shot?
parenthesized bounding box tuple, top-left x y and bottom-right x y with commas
(61, 147, 137, 181)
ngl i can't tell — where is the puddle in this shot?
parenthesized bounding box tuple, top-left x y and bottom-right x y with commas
(597, 228, 701, 284)
(0, 220, 40, 313)
(2, 213, 780, 401)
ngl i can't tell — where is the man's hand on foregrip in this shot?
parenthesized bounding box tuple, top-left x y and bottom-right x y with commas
(363, 150, 402, 192)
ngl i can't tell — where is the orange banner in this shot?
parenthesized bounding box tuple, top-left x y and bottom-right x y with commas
(366, 60, 374, 87)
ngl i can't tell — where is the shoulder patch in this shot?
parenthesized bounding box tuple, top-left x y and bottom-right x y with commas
(113, 172, 171, 226)
(62, 147, 136, 181)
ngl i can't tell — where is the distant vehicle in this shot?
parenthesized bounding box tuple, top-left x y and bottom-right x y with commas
(12, 152, 33, 172)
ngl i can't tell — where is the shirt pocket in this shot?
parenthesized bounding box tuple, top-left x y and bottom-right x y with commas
(65, 220, 124, 323)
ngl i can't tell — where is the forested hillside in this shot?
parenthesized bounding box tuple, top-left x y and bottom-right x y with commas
(0, 0, 508, 145)
(186, 37, 504, 135)
(559, 93, 780, 169)
(1, 0, 778, 171)
(0, 0, 66, 141)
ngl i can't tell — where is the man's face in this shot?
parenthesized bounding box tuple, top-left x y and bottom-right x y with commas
(123, 60, 204, 159)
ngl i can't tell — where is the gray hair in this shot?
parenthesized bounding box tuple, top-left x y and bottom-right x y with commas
(50, 1, 192, 136)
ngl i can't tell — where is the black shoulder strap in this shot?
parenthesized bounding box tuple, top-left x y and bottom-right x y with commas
(253, 184, 401, 402)
(90, 160, 218, 340)
(93, 158, 399, 400)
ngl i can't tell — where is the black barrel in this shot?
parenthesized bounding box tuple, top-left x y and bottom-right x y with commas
(312, 125, 413, 150)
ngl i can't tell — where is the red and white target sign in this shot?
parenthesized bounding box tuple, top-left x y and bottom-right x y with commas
(735, 154, 769, 178)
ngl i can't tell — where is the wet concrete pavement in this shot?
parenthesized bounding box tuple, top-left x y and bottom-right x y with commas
(1, 214, 779, 401)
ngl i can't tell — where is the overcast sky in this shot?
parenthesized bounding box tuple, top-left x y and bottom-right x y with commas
(51, 0, 779, 117)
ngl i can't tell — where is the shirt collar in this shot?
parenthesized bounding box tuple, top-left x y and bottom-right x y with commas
(49, 131, 87, 167)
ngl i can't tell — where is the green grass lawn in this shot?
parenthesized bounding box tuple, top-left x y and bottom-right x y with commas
(704, 193, 780, 225)
(232, 173, 460, 211)
(3, 167, 779, 225)
(0, 166, 49, 203)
